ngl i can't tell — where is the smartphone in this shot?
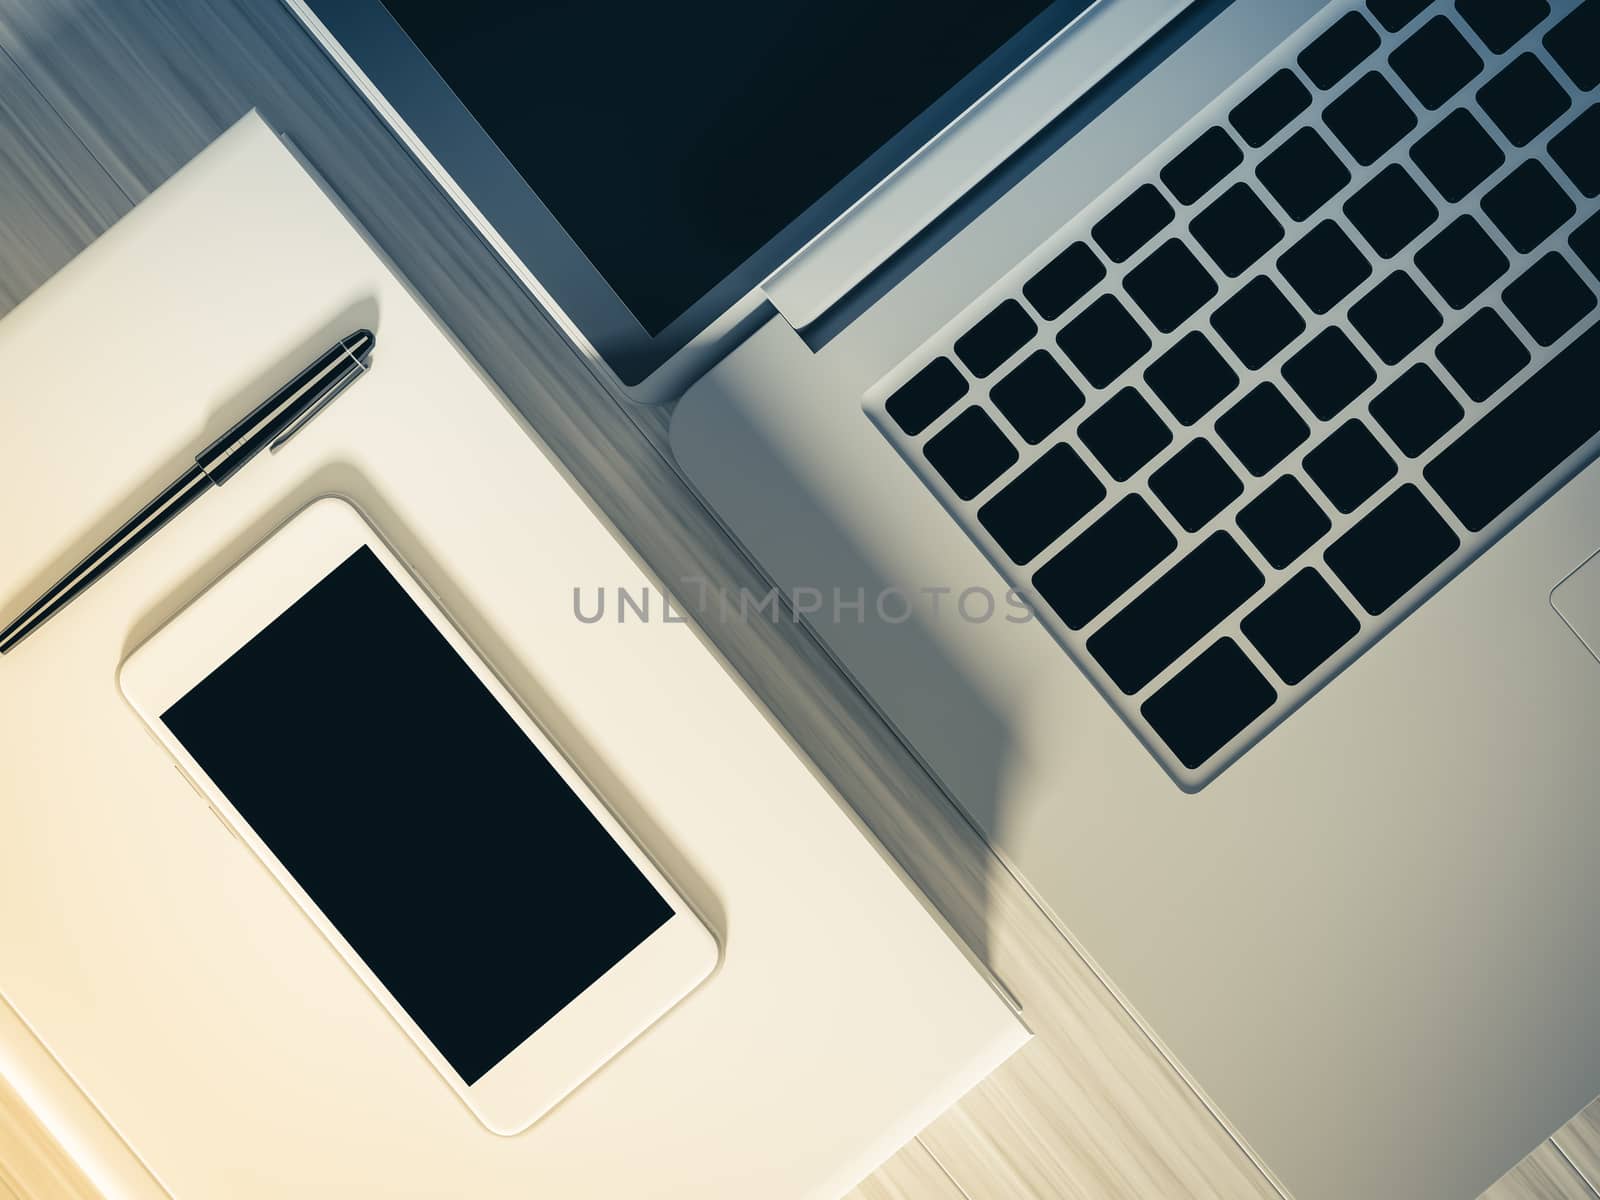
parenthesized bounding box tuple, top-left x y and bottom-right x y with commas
(119, 497, 718, 1134)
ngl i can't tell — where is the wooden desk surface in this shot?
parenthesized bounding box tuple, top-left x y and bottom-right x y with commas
(0, 2, 1593, 1195)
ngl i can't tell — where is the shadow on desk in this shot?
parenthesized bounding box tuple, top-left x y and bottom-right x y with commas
(658, 407, 1024, 977)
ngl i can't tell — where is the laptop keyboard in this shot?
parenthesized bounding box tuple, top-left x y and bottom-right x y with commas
(867, 0, 1600, 788)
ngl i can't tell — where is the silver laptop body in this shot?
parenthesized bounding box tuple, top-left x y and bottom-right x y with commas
(289, 1, 1600, 1195)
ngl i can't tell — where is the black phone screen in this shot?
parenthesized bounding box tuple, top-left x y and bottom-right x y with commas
(162, 546, 672, 1085)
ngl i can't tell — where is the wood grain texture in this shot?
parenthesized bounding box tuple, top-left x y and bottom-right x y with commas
(0, 1074, 100, 1200)
(847, 1140, 967, 1200)
(1553, 1097, 1600, 1197)
(0, 38, 125, 314)
(914, 858, 1283, 1200)
(0, 4, 1585, 1200)
(1482, 1140, 1600, 1200)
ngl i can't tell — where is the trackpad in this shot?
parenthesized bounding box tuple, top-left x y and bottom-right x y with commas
(1553, 550, 1600, 664)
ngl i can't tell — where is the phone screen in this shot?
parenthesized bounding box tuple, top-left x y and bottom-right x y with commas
(162, 546, 672, 1085)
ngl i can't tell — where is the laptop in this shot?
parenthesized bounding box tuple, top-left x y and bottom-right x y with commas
(286, 1, 1600, 1195)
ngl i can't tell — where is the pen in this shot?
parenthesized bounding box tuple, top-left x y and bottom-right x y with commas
(0, 329, 376, 656)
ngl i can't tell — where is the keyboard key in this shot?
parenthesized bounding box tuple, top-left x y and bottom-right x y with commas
(1482, 161, 1577, 253)
(1230, 69, 1312, 147)
(1456, 0, 1549, 53)
(1390, 16, 1483, 110)
(1078, 387, 1172, 481)
(1162, 127, 1244, 205)
(1503, 252, 1597, 347)
(1033, 496, 1177, 630)
(1344, 163, 1439, 258)
(925, 408, 1018, 500)
(1369, 363, 1463, 457)
(1151, 439, 1243, 532)
(1278, 220, 1373, 313)
(1324, 72, 1419, 166)
(1216, 382, 1310, 475)
(1238, 476, 1333, 569)
(1325, 484, 1460, 614)
(1242, 569, 1361, 685)
(1124, 239, 1218, 333)
(991, 350, 1084, 444)
(1087, 532, 1264, 694)
(1210, 276, 1305, 369)
(1257, 128, 1351, 221)
(1367, 0, 1432, 33)
(1284, 328, 1377, 419)
(1414, 214, 1509, 308)
(1550, 105, 1600, 197)
(1300, 12, 1381, 90)
(1024, 241, 1105, 320)
(1575, 213, 1600, 278)
(1479, 54, 1571, 147)
(1436, 308, 1530, 401)
(1349, 271, 1442, 365)
(1304, 418, 1397, 512)
(1546, 0, 1600, 91)
(1409, 109, 1505, 202)
(978, 443, 1106, 564)
(1191, 183, 1285, 277)
(1144, 332, 1239, 425)
(887, 357, 967, 435)
(1426, 321, 1600, 530)
(1093, 184, 1175, 263)
(1056, 295, 1152, 389)
(1141, 639, 1277, 770)
(954, 298, 1036, 378)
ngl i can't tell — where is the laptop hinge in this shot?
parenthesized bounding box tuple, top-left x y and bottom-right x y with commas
(759, 0, 1195, 333)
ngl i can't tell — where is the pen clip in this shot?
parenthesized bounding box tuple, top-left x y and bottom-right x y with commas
(269, 339, 370, 453)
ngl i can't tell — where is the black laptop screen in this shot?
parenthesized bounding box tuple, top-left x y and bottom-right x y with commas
(378, 0, 1066, 334)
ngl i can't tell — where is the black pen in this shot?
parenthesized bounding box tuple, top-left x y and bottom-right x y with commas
(0, 329, 376, 655)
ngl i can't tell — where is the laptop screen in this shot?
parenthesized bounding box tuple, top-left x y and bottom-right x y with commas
(378, 0, 1072, 335)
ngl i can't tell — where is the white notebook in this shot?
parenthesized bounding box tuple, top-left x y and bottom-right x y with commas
(0, 113, 1027, 1199)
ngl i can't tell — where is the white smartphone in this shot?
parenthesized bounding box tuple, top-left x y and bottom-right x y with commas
(119, 496, 719, 1135)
